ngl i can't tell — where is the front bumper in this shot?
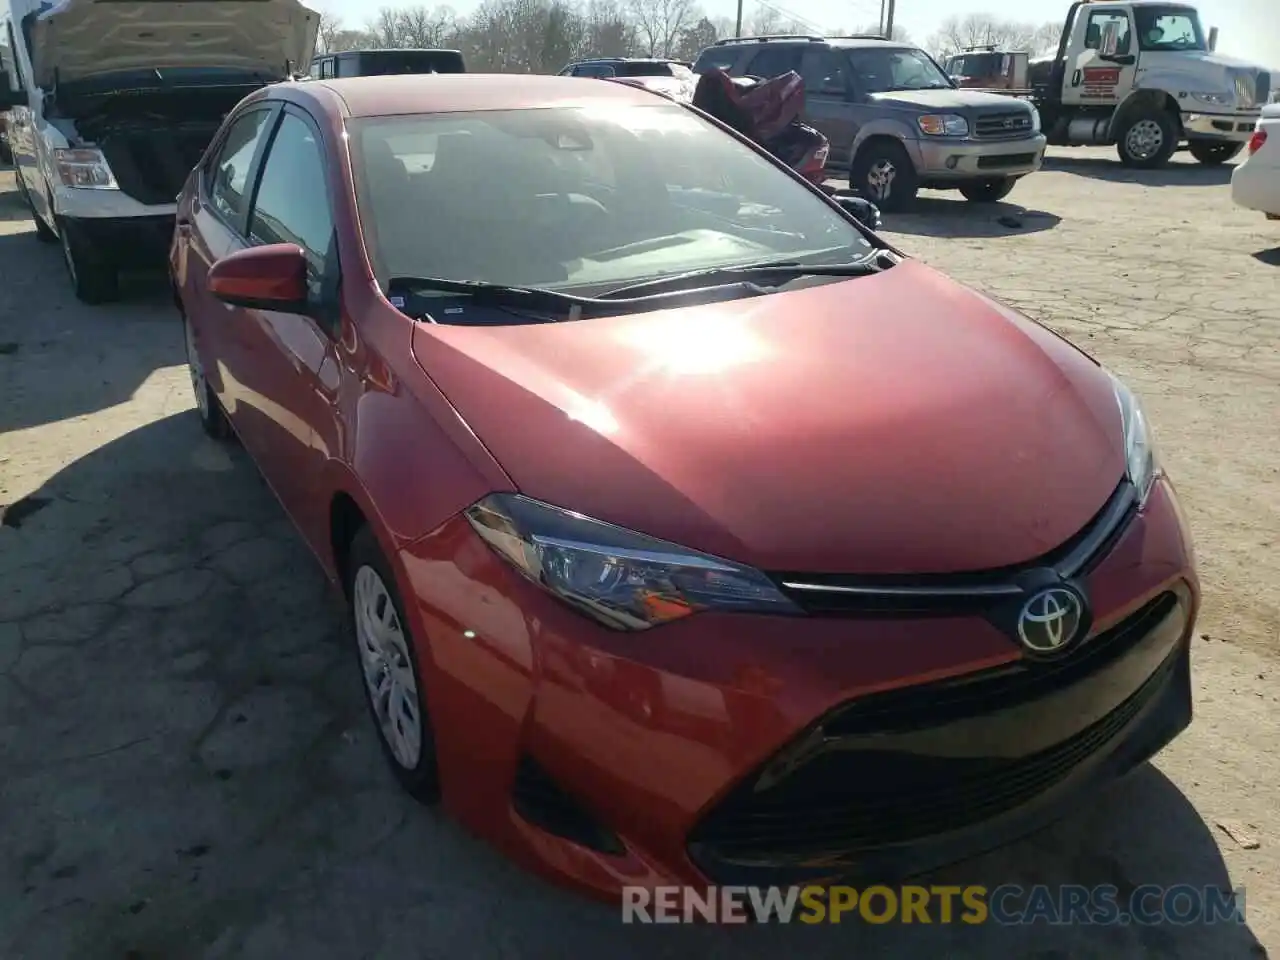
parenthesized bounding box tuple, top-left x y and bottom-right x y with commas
(60, 214, 176, 269)
(395, 475, 1198, 901)
(912, 133, 1047, 181)
(1232, 156, 1280, 217)
(1183, 110, 1262, 143)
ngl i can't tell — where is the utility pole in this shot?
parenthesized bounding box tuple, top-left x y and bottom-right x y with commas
(735, 0, 743, 36)
(884, 0, 896, 38)
(878, 0, 886, 34)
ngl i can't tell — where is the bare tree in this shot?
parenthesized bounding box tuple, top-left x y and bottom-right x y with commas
(928, 14, 1058, 58)
(843, 21, 912, 42)
(584, 0, 636, 57)
(629, 0, 698, 57)
(367, 5, 461, 48)
(746, 6, 809, 36)
(673, 15, 717, 60)
(316, 11, 344, 53)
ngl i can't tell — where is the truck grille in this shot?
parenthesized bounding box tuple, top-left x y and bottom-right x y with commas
(974, 110, 1033, 139)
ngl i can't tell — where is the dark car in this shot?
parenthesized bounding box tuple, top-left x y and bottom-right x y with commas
(309, 48, 465, 80)
(558, 57, 693, 81)
(171, 73, 1197, 905)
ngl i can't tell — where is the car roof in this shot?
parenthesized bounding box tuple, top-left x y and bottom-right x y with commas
(298, 73, 668, 118)
(573, 57, 675, 64)
(711, 34, 908, 50)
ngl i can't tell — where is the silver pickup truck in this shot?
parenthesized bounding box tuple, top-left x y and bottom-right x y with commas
(693, 34, 1048, 211)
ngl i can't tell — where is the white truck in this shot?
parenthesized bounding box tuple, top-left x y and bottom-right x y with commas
(957, 0, 1271, 169)
(0, 0, 318, 303)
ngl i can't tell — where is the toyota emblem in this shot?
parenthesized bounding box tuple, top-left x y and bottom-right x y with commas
(1016, 586, 1086, 654)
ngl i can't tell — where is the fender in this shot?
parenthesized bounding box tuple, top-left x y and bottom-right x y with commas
(850, 118, 921, 169)
(1107, 85, 1181, 139)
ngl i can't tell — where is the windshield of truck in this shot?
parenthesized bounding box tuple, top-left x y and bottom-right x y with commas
(847, 47, 953, 92)
(1134, 6, 1206, 51)
(349, 104, 873, 297)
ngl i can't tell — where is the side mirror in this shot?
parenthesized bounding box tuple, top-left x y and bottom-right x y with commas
(1208, 26, 1218, 51)
(208, 243, 309, 313)
(835, 194, 882, 231)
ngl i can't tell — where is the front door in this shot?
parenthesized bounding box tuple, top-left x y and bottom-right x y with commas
(219, 106, 344, 552)
(799, 47, 856, 165)
(1063, 6, 1138, 108)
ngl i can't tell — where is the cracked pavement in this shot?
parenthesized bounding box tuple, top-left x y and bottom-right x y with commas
(1, 150, 1278, 958)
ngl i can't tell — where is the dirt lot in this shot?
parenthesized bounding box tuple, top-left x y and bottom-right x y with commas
(1, 150, 1277, 959)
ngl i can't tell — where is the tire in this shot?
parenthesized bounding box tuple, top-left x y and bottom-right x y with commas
(346, 525, 441, 804)
(182, 309, 233, 440)
(850, 139, 919, 213)
(958, 176, 1018, 203)
(1187, 140, 1243, 166)
(14, 170, 58, 243)
(57, 217, 120, 304)
(1115, 109, 1179, 169)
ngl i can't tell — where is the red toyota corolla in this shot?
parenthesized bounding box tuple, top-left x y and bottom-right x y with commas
(171, 74, 1199, 900)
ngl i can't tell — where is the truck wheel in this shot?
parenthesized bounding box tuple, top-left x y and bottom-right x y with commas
(1187, 141, 1243, 166)
(958, 177, 1018, 203)
(57, 219, 120, 305)
(850, 140, 919, 212)
(1116, 110, 1178, 169)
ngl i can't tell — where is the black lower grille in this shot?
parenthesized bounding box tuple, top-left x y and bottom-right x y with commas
(977, 152, 1037, 169)
(688, 590, 1186, 869)
(511, 755, 624, 855)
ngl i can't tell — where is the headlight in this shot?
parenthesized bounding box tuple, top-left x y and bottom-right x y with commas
(1110, 375, 1160, 505)
(1029, 107, 1041, 134)
(1190, 91, 1233, 105)
(53, 147, 118, 190)
(465, 494, 800, 630)
(917, 114, 969, 137)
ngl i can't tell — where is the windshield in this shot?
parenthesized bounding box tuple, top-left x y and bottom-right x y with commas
(358, 51, 465, 75)
(619, 61, 679, 77)
(1134, 6, 1206, 51)
(349, 104, 872, 297)
(848, 46, 954, 92)
(946, 53, 1001, 77)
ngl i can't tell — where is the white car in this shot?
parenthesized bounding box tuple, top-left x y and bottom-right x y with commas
(1232, 104, 1280, 221)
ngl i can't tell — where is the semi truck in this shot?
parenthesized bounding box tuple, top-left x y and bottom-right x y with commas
(945, 0, 1271, 168)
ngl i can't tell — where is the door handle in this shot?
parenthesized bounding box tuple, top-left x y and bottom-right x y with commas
(1072, 69, 1082, 86)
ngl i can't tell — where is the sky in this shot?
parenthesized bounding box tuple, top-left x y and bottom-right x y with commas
(318, 0, 1279, 66)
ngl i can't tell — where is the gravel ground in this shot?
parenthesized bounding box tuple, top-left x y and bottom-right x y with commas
(0, 149, 1277, 958)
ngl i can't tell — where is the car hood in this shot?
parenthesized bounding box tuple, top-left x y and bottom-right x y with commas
(411, 260, 1126, 574)
(28, 0, 320, 90)
(868, 87, 1030, 112)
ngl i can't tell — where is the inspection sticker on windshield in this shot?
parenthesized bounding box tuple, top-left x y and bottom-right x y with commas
(389, 296, 406, 308)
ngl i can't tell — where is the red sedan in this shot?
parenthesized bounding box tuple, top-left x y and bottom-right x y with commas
(171, 74, 1199, 900)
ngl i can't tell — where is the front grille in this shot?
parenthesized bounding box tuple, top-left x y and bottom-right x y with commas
(772, 480, 1137, 617)
(974, 110, 1034, 139)
(687, 594, 1182, 867)
(511, 755, 624, 855)
(977, 152, 1038, 169)
(101, 125, 217, 206)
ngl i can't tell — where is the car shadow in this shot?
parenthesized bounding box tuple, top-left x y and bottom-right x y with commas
(1251, 247, 1280, 266)
(888, 195, 1062, 238)
(1043, 154, 1236, 186)
(0, 414, 1264, 958)
(0, 226, 179, 435)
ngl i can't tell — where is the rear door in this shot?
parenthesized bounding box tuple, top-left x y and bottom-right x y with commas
(799, 46, 856, 163)
(741, 44, 802, 79)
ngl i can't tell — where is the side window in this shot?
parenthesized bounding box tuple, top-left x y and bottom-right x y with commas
(209, 109, 272, 225)
(744, 46, 802, 78)
(799, 48, 849, 96)
(320, 58, 335, 79)
(692, 47, 740, 74)
(1086, 11, 1131, 54)
(248, 112, 334, 295)
(575, 64, 615, 77)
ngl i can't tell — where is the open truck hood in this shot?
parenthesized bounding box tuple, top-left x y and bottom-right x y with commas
(27, 0, 319, 90)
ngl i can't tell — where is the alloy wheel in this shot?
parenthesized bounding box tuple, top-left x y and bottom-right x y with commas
(866, 159, 896, 201)
(353, 564, 423, 770)
(1125, 119, 1165, 161)
(183, 314, 210, 419)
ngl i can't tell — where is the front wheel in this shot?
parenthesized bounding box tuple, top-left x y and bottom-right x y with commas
(183, 310, 232, 440)
(347, 525, 441, 804)
(58, 219, 120, 304)
(958, 176, 1018, 203)
(1187, 140, 1243, 166)
(850, 140, 919, 213)
(1116, 110, 1179, 169)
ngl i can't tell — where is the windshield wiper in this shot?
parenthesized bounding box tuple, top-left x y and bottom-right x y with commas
(597, 255, 886, 300)
(387, 274, 773, 321)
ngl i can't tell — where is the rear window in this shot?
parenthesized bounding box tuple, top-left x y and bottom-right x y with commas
(692, 46, 740, 73)
(619, 61, 678, 77)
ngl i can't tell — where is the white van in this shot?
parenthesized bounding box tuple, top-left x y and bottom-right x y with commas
(0, 0, 318, 303)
